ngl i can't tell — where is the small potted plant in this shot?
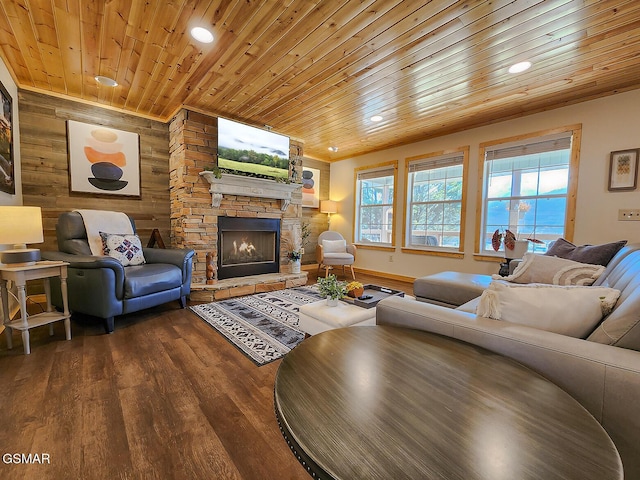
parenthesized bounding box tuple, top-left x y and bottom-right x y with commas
(346, 281, 365, 298)
(491, 229, 542, 259)
(287, 250, 302, 273)
(317, 274, 347, 306)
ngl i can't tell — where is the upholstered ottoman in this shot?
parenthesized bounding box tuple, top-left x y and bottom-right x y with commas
(413, 271, 492, 307)
(298, 300, 376, 335)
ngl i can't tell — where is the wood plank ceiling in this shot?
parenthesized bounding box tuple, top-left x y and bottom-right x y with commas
(0, 0, 639, 161)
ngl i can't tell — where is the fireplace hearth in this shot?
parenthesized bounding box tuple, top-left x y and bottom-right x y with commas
(217, 217, 280, 279)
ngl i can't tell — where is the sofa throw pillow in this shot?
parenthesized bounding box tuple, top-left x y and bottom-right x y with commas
(476, 281, 620, 338)
(323, 239, 347, 253)
(100, 232, 146, 266)
(544, 238, 627, 266)
(493, 253, 605, 286)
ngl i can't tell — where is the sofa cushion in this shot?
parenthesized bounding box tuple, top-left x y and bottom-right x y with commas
(476, 281, 620, 338)
(100, 232, 146, 266)
(123, 264, 182, 298)
(414, 272, 491, 307)
(588, 246, 640, 350)
(494, 253, 604, 286)
(545, 238, 627, 266)
(322, 252, 354, 266)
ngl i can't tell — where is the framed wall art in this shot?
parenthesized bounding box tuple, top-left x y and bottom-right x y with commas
(608, 148, 639, 191)
(0, 80, 15, 195)
(67, 120, 141, 197)
(301, 166, 320, 208)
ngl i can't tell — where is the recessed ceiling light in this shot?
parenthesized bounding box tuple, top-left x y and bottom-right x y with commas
(94, 75, 118, 87)
(328, 146, 338, 152)
(370, 115, 383, 122)
(191, 27, 214, 44)
(508, 61, 532, 74)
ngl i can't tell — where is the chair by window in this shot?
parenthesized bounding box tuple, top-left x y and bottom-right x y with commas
(316, 231, 357, 279)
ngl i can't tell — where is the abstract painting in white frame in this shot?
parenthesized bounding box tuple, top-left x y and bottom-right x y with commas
(67, 120, 141, 197)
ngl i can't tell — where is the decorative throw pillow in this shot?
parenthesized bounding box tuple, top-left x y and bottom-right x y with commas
(544, 238, 627, 266)
(493, 253, 605, 286)
(100, 232, 146, 266)
(323, 239, 347, 253)
(476, 281, 620, 338)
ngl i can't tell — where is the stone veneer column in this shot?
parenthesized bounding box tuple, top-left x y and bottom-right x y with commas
(169, 109, 303, 285)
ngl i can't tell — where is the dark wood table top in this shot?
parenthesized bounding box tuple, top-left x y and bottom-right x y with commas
(274, 326, 623, 480)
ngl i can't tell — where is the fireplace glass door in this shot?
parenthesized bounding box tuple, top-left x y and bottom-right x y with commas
(221, 230, 276, 267)
(217, 217, 280, 279)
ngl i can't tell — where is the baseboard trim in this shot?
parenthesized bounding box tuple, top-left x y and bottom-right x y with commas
(353, 267, 416, 283)
(302, 263, 415, 284)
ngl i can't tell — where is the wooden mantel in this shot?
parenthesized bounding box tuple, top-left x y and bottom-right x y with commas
(199, 172, 302, 211)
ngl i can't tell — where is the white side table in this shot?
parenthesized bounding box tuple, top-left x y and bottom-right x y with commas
(0, 261, 71, 354)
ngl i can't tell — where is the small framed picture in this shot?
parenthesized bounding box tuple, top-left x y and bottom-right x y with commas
(0, 80, 15, 195)
(608, 148, 639, 191)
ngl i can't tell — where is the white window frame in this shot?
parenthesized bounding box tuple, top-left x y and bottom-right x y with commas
(476, 125, 581, 258)
(403, 147, 468, 256)
(353, 161, 398, 248)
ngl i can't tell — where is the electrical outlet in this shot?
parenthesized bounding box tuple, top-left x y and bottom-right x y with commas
(388, 255, 394, 262)
(618, 209, 640, 221)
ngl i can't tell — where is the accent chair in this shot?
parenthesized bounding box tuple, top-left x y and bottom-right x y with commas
(41, 211, 195, 333)
(316, 231, 357, 279)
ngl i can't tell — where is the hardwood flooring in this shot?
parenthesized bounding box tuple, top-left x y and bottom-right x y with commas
(0, 270, 412, 480)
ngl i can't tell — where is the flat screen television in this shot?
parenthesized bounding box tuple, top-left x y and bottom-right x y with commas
(217, 117, 290, 180)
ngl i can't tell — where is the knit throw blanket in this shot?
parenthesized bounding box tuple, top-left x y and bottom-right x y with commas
(74, 209, 134, 256)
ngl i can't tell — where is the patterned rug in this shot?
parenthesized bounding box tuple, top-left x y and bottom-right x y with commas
(190, 286, 324, 366)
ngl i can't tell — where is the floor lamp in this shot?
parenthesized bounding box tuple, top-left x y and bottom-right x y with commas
(320, 200, 338, 228)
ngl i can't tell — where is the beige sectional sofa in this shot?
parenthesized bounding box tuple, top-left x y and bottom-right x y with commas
(376, 243, 640, 479)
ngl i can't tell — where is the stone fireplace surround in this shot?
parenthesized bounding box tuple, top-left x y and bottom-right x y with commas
(168, 110, 308, 302)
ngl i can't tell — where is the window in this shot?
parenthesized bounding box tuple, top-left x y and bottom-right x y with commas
(354, 162, 397, 246)
(405, 148, 468, 251)
(477, 126, 581, 256)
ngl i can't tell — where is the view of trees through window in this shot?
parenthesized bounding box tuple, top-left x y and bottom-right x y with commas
(352, 129, 577, 256)
(482, 148, 571, 254)
(356, 168, 395, 244)
(408, 163, 463, 248)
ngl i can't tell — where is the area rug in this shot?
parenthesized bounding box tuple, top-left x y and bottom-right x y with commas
(190, 286, 324, 366)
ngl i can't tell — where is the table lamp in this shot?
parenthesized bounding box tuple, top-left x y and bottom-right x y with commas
(0, 206, 44, 265)
(320, 200, 338, 227)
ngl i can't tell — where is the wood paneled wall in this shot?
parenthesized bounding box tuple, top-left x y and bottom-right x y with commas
(18, 91, 171, 251)
(300, 157, 330, 265)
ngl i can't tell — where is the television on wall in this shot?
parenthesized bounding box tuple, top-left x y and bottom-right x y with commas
(217, 117, 290, 180)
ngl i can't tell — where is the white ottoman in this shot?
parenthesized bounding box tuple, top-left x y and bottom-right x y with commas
(298, 300, 376, 335)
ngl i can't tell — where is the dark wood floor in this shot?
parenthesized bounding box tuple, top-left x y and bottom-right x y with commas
(0, 270, 412, 480)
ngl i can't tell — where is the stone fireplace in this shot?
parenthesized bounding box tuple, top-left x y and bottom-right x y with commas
(168, 110, 308, 301)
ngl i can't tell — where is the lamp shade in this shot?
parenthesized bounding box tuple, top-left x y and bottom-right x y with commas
(0, 206, 44, 246)
(320, 200, 338, 214)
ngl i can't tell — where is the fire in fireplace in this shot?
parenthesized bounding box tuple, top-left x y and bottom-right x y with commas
(217, 217, 280, 279)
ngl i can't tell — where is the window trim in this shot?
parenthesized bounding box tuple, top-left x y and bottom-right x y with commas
(353, 160, 398, 249)
(402, 146, 469, 257)
(474, 124, 582, 261)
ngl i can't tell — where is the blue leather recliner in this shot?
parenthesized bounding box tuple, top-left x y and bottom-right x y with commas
(42, 211, 195, 333)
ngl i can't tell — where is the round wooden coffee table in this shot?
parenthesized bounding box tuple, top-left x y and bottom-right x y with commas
(274, 326, 622, 480)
